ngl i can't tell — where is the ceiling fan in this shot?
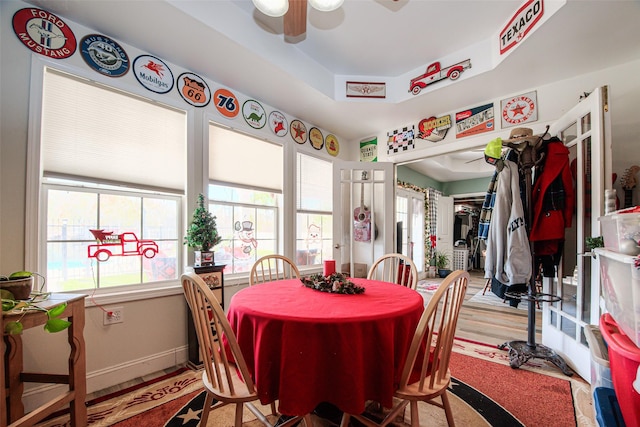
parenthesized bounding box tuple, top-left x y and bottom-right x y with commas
(251, 0, 344, 38)
(285, 0, 309, 37)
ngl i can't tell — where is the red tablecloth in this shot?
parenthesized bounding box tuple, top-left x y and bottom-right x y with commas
(226, 278, 424, 416)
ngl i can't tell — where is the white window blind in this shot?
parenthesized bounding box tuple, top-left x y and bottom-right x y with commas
(41, 68, 187, 192)
(297, 153, 332, 211)
(209, 124, 282, 192)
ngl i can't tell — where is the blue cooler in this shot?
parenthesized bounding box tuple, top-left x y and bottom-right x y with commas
(593, 387, 626, 427)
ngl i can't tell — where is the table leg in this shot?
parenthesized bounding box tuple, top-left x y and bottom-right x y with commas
(4, 333, 24, 423)
(1, 337, 6, 427)
(68, 299, 87, 426)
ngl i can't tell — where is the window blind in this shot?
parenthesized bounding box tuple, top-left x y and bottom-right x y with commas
(209, 124, 282, 192)
(297, 153, 332, 211)
(41, 68, 187, 192)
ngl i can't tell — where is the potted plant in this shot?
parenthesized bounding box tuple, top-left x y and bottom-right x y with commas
(184, 193, 222, 266)
(1, 271, 71, 334)
(434, 251, 451, 278)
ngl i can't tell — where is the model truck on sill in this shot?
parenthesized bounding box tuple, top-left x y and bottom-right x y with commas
(88, 229, 158, 262)
(408, 59, 471, 95)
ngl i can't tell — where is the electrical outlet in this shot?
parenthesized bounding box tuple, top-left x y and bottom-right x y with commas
(103, 306, 124, 325)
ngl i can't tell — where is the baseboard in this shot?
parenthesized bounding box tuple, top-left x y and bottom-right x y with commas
(21, 345, 189, 413)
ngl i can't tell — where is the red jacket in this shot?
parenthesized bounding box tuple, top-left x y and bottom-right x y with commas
(530, 140, 575, 255)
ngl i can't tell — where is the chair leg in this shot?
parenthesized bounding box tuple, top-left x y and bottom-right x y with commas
(441, 391, 456, 427)
(409, 401, 419, 427)
(481, 278, 491, 295)
(200, 392, 214, 426)
(303, 413, 314, 427)
(270, 402, 277, 416)
(234, 403, 244, 427)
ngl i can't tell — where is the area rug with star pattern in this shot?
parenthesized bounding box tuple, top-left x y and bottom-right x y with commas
(36, 338, 596, 427)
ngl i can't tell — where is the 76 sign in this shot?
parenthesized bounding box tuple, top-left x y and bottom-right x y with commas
(214, 88, 239, 118)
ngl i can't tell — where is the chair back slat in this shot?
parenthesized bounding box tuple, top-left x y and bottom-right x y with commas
(181, 272, 256, 398)
(250, 255, 300, 285)
(367, 253, 419, 290)
(399, 270, 469, 393)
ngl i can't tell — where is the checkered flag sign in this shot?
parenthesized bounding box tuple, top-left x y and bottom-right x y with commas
(387, 126, 415, 154)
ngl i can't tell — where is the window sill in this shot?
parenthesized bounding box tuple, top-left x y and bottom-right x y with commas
(77, 281, 183, 307)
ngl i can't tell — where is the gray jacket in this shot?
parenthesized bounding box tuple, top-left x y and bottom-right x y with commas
(484, 159, 532, 286)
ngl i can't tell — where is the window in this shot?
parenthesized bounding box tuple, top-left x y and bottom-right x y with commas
(208, 185, 280, 274)
(208, 124, 283, 274)
(296, 153, 332, 268)
(39, 68, 186, 292)
(44, 184, 181, 291)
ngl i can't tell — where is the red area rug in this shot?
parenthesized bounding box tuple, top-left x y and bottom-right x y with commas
(449, 351, 576, 426)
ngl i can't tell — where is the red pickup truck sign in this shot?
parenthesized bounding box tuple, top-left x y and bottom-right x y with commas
(409, 59, 471, 95)
(88, 229, 158, 262)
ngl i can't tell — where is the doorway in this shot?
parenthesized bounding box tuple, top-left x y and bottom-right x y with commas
(453, 195, 484, 271)
(396, 187, 426, 276)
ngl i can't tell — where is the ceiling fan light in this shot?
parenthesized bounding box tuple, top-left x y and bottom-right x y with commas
(308, 0, 344, 12)
(252, 0, 289, 17)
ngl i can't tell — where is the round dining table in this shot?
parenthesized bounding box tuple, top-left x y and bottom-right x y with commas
(225, 277, 424, 416)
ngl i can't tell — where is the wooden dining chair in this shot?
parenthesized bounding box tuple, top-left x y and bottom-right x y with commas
(367, 253, 419, 290)
(340, 269, 469, 427)
(181, 273, 313, 427)
(250, 254, 300, 285)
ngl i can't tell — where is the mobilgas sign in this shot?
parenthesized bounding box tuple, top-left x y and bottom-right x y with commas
(499, 0, 544, 55)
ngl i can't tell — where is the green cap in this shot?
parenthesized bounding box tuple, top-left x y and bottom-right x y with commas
(484, 137, 502, 166)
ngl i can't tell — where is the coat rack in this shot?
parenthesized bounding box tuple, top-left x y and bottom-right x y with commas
(498, 126, 573, 376)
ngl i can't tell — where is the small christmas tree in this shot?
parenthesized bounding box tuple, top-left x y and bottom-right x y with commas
(184, 193, 222, 251)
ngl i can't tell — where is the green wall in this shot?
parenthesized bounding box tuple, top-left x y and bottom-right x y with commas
(443, 176, 492, 195)
(397, 165, 490, 196)
(397, 165, 442, 191)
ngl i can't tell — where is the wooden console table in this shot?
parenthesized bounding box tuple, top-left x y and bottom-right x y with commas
(187, 264, 224, 369)
(2, 293, 87, 427)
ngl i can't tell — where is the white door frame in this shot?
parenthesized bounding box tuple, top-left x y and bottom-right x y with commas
(542, 86, 611, 381)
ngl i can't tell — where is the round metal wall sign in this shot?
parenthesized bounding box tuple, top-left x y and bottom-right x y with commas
(269, 111, 288, 136)
(290, 120, 307, 145)
(325, 134, 339, 156)
(133, 55, 174, 94)
(309, 127, 324, 150)
(177, 72, 211, 107)
(12, 7, 77, 59)
(242, 100, 266, 129)
(80, 34, 130, 77)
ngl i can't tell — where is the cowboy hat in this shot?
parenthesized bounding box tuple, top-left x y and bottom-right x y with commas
(503, 127, 536, 143)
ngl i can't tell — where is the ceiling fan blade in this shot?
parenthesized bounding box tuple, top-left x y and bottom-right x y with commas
(465, 157, 484, 164)
(284, 0, 307, 37)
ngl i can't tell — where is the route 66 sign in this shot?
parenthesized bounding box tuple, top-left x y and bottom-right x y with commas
(177, 72, 211, 107)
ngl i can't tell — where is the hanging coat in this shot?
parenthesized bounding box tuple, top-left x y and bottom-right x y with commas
(484, 158, 532, 286)
(530, 140, 575, 257)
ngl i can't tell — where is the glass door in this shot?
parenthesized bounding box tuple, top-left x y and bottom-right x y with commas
(543, 86, 611, 380)
(332, 161, 394, 277)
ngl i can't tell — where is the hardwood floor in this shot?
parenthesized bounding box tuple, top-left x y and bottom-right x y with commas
(428, 269, 541, 347)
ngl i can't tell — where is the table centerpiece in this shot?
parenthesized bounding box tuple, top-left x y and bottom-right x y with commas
(301, 272, 365, 294)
